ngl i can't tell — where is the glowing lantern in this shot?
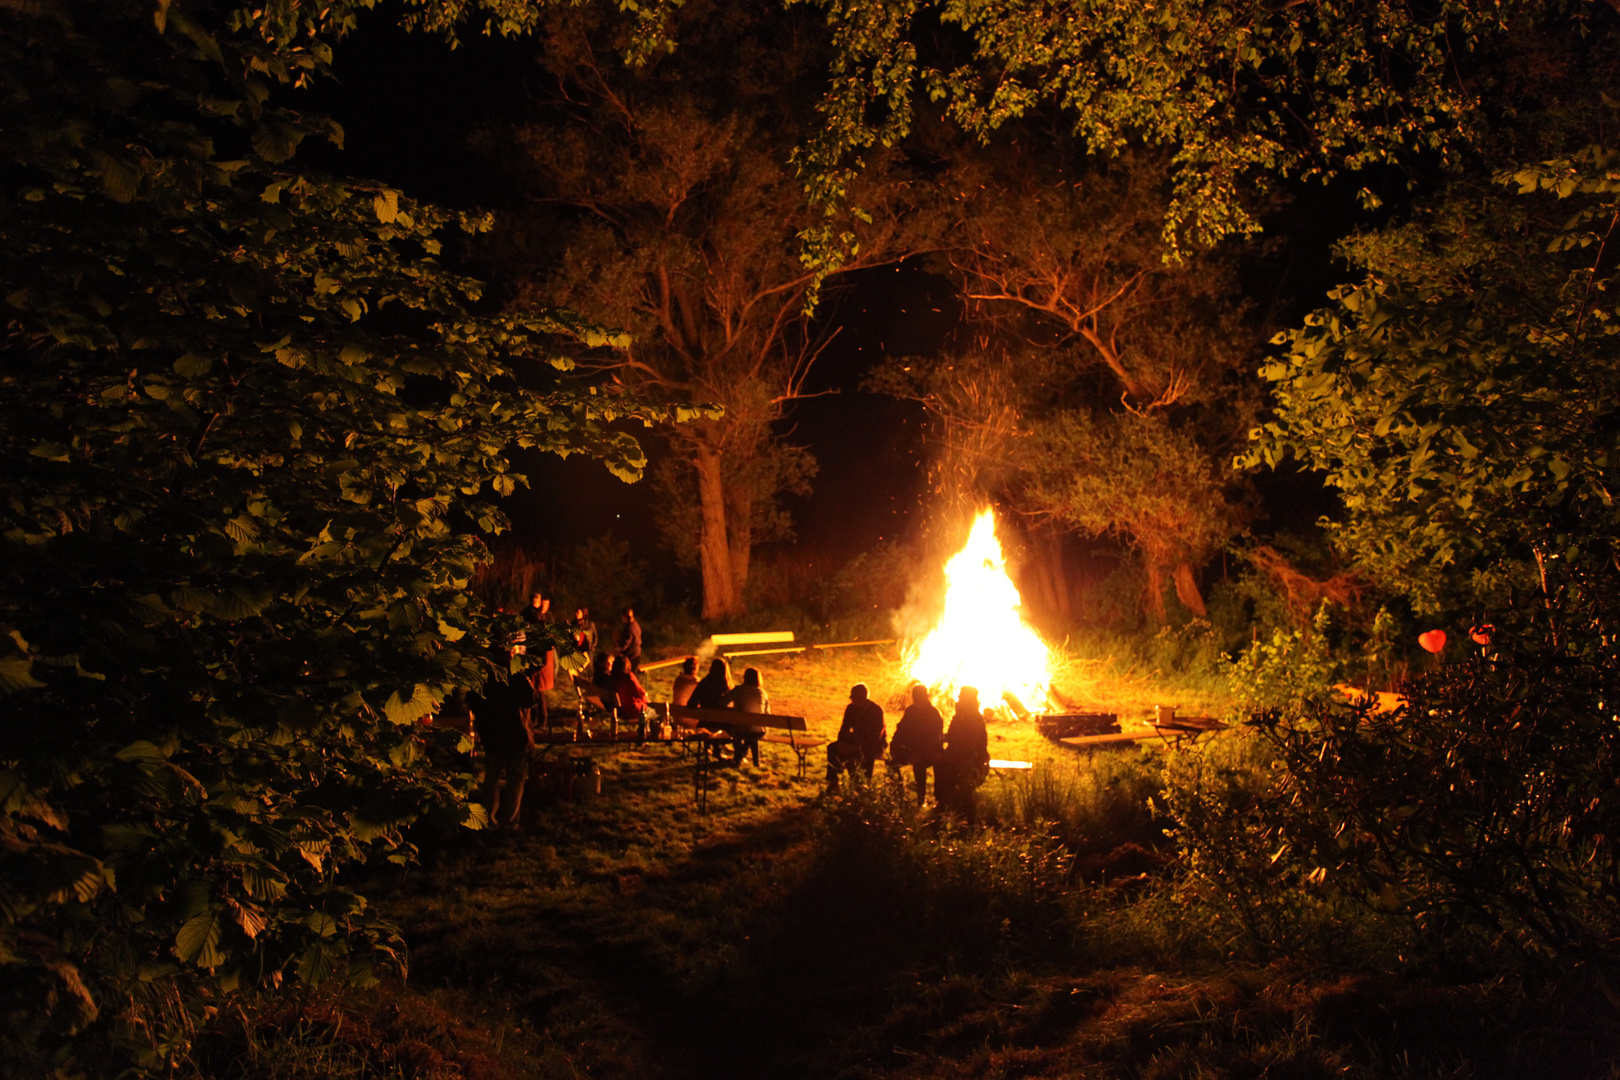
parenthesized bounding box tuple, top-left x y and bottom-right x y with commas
(1418, 629, 1447, 653)
(1469, 624, 1494, 646)
(907, 509, 1053, 713)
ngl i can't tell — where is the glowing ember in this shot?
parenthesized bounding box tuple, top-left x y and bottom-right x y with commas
(907, 509, 1053, 714)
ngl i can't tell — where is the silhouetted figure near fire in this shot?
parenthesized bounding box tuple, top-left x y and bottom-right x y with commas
(938, 686, 990, 821)
(826, 683, 886, 791)
(721, 666, 769, 767)
(889, 683, 944, 805)
(472, 651, 537, 829)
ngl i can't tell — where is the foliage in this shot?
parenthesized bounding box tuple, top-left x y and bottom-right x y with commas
(1249, 140, 1620, 614)
(0, 2, 677, 1075)
(873, 145, 1259, 620)
(1221, 603, 1345, 717)
(793, 0, 1516, 277)
(476, 1, 900, 616)
(1251, 584, 1620, 971)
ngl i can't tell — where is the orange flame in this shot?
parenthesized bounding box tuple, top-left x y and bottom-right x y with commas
(907, 509, 1052, 713)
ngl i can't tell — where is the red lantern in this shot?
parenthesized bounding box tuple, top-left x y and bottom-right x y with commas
(1418, 630, 1447, 653)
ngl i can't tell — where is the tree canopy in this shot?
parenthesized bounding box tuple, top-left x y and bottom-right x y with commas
(0, 2, 670, 1073)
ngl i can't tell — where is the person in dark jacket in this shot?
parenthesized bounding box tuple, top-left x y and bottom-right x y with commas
(689, 657, 732, 759)
(616, 606, 643, 672)
(690, 657, 731, 708)
(937, 685, 990, 820)
(888, 683, 944, 805)
(471, 654, 537, 828)
(826, 683, 886, 791)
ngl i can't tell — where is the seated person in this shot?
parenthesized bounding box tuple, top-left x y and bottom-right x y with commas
(609, 655, 648, 718)
(826, 683, 886, 791)
(720, 666, 769, 767)
(671, 656, 699, 707)
(689, 657, 730, 708)
(889, 684, 944, 806)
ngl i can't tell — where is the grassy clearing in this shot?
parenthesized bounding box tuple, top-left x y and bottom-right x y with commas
(194, 645, 1620, 1079)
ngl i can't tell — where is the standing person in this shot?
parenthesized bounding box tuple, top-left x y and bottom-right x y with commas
(609, 655, 648, 718)
(521, 593, 557, 731)
(616, 606, 643, 673)
(671, 656, 699, 707)
(720, 667, 769, 768)
(825, 683, 886, 791)
(889, 684, 945, 806)
(471, 653, 537, 829)
(570, 606, 597, 655)
(938, 686, 990, 821)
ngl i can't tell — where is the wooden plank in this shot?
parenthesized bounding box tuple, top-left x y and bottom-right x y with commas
(669, 704, 807, 732)
(710, 631, 796, 646)
(989, 759, 1032, 770)
(722, 646, 805, 659)
(1060, 731, 1156, 748)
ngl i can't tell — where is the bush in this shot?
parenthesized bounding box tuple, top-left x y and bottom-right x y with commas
(1251, 594, 1620, 971)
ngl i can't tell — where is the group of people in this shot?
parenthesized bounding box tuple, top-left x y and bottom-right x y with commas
(670, 656, 773, 767)
(826, 682, 992, 817)
(462, 592, 994, 826)
(463, 593, 646, 829)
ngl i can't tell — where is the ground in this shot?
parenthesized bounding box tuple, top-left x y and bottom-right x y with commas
(195, 644, 1620, 1079)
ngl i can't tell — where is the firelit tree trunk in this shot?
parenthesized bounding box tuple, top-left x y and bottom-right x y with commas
(728, 481, 754, 609)
(1173, 561, 1208, 618)
(695, 451, 743, 618)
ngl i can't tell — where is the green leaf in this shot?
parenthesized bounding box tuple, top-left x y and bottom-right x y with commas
(174, 909, 226, 969)
(0, 655, 44, 695)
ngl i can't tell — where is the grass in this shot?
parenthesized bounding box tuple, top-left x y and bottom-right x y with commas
(193, 644, 1620, 1080)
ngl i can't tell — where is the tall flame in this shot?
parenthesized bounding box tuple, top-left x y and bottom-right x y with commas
(907, 509, 1052, 713)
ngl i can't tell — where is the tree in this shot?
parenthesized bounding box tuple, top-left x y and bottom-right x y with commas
(795, 0, 1518, 272)
(483, 4, 900, 616)
(0, 2, 669, 1073)
(1248, 144, 1620, 615)
(878, 147, 1257, 619)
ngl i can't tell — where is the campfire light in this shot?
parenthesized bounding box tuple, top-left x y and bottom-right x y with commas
(907, 508, 1052, 714)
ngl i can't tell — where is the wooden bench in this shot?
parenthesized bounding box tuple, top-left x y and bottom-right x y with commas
(1060, 730, 1157, 750)
(668, 704, 823, 810)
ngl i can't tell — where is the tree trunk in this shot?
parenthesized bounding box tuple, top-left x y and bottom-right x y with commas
(1046, 530, 1073, 623)
(728, 480, 754, 609)
(1142, 553, 1168, 622)
(1173, 560, 1207, 618)
(694, 450, 742, 618)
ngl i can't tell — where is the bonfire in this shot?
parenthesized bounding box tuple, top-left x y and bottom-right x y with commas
(907, 508, 1053, 715)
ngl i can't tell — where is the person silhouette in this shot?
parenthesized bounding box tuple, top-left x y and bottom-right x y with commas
(888, 683, 944, 805)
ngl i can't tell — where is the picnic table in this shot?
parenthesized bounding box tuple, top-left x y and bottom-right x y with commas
(669, 704, 824, 812)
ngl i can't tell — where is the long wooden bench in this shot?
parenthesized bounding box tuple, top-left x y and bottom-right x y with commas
(668, 704, 824, 810)
(1060, 730, 1157, 750)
